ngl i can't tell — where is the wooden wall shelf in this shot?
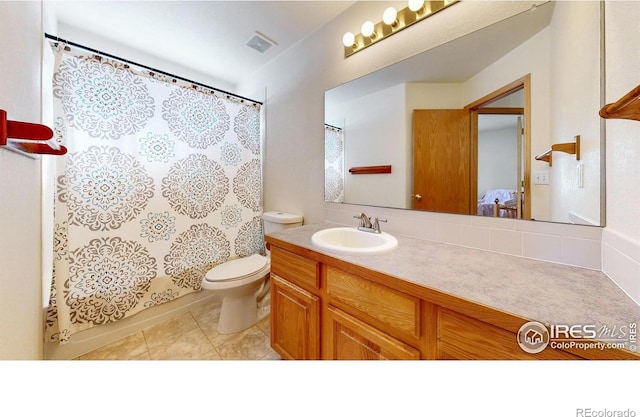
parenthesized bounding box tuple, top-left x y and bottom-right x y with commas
(535, 149, 552, 165)
(535, 135, 580, 166)
(600, 84, 640, 121)
(348, 165, 392, 175)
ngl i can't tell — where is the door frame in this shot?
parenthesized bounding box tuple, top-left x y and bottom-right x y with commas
(464, 74, 531, 219)
(475, 108, 524, 218)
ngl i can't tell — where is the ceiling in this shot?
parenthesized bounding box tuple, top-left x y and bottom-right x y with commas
(326, 1, 554, 103)
(324, 1, 554, 132)
(48, 1, 355, 87)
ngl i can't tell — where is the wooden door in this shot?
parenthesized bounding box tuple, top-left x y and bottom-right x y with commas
(412, 109, 471, 214)
(325, 306, 420, 360)
(271, 275, 320, 360)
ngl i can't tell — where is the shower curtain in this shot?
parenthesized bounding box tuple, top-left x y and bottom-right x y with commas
(324, 125, 344, 203)
(45, 45, 263, 344)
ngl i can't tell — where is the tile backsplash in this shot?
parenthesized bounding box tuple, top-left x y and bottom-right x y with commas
(324, 202, 603, 270)
(602, 228, 640, 304)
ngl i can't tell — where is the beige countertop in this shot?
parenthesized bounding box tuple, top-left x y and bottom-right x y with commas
(266, 222, 640, 353)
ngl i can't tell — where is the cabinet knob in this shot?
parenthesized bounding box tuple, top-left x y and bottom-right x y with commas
(413, 194, 422, 201)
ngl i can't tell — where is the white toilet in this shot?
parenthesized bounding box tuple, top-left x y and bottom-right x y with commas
(201, 211, 303, 334)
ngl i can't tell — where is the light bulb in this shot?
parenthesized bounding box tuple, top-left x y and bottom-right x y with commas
(342, 32, 355, 47)
(361, 20, 375, 37)
(408, 0, 425, 12)
(382, 7, 398, 25)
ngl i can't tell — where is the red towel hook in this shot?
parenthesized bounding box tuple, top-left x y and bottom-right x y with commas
(0, 109, 67, 155)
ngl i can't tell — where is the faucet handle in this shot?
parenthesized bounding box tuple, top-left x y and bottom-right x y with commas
(372, 217, 387, 233)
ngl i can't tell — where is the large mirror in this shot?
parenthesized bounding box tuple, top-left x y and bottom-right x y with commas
(324, 1, 604, 226)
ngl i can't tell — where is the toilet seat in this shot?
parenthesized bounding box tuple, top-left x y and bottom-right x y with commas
(204, 254, 269, 283)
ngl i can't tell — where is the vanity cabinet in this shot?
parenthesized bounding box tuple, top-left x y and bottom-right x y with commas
(325, 306, 420, 360)
(271, 276, 320, 359)
(267, 239, 639, 361)
(435, 307, 580, 360)
(269, 246, 321, 360)
(325, 267, 421, 343)
(324, 266, 422, 359)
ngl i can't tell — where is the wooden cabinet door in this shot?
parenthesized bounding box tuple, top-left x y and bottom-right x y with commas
(413, 109, 471, 214)
(271, 275, 320, 360)
(325, 306, 420, 360)
(437, 308, 580, 360)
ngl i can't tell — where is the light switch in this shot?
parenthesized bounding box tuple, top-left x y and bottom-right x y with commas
(577, 163, 584, 188)
(534, 170, 549, 185)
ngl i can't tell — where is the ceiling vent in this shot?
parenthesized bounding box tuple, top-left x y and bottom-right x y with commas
(246, 31, 276, 54)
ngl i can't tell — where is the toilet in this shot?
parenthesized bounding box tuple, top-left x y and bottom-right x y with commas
(201, 211, 303, 334)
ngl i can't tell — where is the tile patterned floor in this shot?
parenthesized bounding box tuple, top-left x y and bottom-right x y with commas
(75, 297, 281, 360)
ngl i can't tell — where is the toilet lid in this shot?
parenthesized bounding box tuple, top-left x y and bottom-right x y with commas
(204, 254, 268, 283)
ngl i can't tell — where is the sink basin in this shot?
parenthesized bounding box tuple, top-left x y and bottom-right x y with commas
(311, 227, 398, 254)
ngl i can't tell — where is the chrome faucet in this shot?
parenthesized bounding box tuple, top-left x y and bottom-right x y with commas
(354, 212, 372, 229)
(353, 213, 386, 233)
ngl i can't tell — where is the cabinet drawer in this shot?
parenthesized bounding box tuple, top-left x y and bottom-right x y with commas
(437, 308, 580, 360)
(270, 246, 319, 290)
(326, 267, 420, 341)
(326, 306, 420, 360)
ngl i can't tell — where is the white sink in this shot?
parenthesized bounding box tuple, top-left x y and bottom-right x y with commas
(311, 227, 398, 254)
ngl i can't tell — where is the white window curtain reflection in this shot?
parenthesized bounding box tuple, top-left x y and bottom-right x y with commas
(324, 124, 344, 203)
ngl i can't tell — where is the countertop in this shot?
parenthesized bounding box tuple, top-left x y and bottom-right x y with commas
(266, 222, 640, 352)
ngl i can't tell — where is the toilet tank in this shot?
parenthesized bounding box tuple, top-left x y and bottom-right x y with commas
(263, 211, 303, 235)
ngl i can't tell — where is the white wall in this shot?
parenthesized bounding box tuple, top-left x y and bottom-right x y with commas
(53, 23, 235, 94)
(0, 1, 44, 359)
(549, 1, 601, 226)
(602, 2, 640, 305)
(329, 84, 407, 208)
(478, 124, 520, 196)
(464, 26, 552, 221)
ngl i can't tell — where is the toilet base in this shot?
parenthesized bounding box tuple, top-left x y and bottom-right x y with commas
(217, 292, 269, 334)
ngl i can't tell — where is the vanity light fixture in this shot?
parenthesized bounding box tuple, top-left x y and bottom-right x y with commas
(343, 0, 458, 58)
(408, 0, 426, 13)
(382, 7, 398, 26)
(361, 20, 376, 38)
(342, 32, 356, 48)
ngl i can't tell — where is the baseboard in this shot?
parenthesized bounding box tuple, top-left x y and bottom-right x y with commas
(44, 290, 218, 360)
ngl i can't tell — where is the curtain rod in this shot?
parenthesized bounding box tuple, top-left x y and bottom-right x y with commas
(324, 123, 342, 131)
(44, 33, 263, 106)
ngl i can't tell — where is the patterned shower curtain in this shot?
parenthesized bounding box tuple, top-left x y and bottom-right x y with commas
(45, 45, 263, 344)
(324, 124, 344, 203)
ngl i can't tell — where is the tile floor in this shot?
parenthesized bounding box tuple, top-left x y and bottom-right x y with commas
(75, 296, 281, 360)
